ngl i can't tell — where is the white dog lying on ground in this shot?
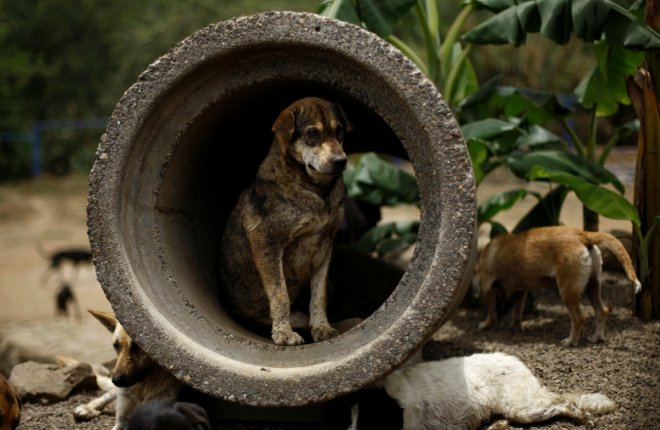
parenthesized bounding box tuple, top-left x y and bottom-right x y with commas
(347, 352, 616, 430)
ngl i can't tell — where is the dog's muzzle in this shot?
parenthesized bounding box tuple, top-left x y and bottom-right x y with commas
(307, 155, 347, 176)
(332, 156, 347, 172)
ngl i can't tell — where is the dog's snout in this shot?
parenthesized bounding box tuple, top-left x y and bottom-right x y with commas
(332, 156, 347, 171)
(112, 374, 131, 388)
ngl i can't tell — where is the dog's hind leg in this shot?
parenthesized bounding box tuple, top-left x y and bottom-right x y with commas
(509, 291, 528, 331)
(505, 401, 593, 427)
(585, 246, 608, 343)
(478, 275, 498, 330)
(557, 256, 590, 346)
(559, 288, 585, 347)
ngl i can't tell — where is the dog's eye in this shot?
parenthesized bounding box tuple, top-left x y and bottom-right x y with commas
(112, 341, 119, 351)
(304, 127, 320, 140)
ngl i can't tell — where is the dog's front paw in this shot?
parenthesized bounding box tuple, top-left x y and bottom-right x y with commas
(478, 320, 493, 330)
(509, 321, 524, 332)
(311, 324, 340, 342)
(561, 337, 578, 347)
(73, 404, 101, 421)
(272, 328, 305, 346)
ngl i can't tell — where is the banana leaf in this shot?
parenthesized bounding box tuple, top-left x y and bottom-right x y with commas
(477, 188, 541, 225)
(463, 0, 660, 50)
(513, 185, 568, 233)
(317, 0, 361, 24)
(575, 43, 644, 116)
(505, 150, 625, 193)
(344, 152, 419, 207)
(355, 220, 419, 256)
(318, 0, 416, 38)
(527, 165, 640, 225)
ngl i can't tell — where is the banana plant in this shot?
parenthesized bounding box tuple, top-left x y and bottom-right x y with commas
(342, 152, 420, 257)
(462, 0, 660, 231)
(459, 79, 640, 233)
(625, 0, 660, 319)
(317, 0, 479, 106)
(324, 0, 660, 264)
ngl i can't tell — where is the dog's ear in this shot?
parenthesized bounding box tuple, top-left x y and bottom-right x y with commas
(88, 309, 117, 333)
(334, 103, 353, 134)
(272, 106, 296, 145)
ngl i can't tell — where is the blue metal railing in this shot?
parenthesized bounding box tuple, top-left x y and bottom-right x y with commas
(0, 117, 108, 177)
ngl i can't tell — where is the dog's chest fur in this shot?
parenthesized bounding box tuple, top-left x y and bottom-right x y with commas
(218, 148, 345, 324)
(118, 367, 181, 413)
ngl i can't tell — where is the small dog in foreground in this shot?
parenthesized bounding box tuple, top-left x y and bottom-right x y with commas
(0, 372, 21, 430)
(345, 352, 616, 430)
(73, 310, 184, 430)
(477, 225, 641, 346)
(218, 96, 351, 346)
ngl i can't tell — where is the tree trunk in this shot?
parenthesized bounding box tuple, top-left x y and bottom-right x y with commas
(627, 0, 660, 320)
(582, 207, 599, 232)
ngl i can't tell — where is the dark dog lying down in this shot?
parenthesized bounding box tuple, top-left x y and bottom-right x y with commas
(127, 400, 210, 430)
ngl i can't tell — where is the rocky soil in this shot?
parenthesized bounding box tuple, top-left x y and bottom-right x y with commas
(14, 279, 660, 429)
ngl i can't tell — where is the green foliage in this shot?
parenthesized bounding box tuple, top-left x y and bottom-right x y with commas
(575, 42, 644, 116)
(344, 153, 419, 207)
(320, 0, 653, 256)
(0, 0, 315, 180)
(319, 0, 478, 105)
(355, 220, 419, 257)
(463, 0, 660, 49)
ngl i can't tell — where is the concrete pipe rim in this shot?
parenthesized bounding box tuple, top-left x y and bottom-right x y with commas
(86, 11, 476, 407)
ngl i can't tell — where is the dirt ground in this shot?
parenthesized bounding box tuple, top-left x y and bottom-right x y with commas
(2, 148, 659, 429)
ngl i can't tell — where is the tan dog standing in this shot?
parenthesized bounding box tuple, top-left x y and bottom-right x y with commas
(218, 97, 351, 346)
(477, 226, 641, 346)
(74, 310, 182, 430)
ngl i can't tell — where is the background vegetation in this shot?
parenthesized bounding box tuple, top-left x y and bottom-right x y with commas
(1, 0, 638, 181)
(0, 0, 315, 180)
(2, 0, 656, 315)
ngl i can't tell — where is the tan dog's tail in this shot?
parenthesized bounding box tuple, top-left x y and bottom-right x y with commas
(583, 231, 641, 294)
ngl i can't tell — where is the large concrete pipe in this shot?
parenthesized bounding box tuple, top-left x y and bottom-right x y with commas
(87, 11, 476, 407)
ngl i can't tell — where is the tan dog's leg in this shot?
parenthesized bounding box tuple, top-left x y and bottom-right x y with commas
(74, 390, 117, 421)
(247, 233, 304, 346)
(113, 388, 141, 430)
(309, 257, 340, 342)
(585, 246, 608, 343)
(510, 291, 528, 331)
(557, 267, 588, 347)
(265, 279, 303, 346)
(478, 274, 498, 330)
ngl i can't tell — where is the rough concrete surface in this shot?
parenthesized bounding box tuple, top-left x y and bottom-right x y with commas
(87, 11, 476, 405)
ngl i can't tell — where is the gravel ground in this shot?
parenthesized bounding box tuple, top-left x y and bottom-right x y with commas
(16, 274, 660, 430)
(6, 156, 657, 430)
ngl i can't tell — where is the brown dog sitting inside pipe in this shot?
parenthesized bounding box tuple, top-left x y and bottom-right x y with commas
(218, 97, 352, 346)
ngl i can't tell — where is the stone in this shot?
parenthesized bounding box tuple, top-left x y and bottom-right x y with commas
(9, 361, 96, 404)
